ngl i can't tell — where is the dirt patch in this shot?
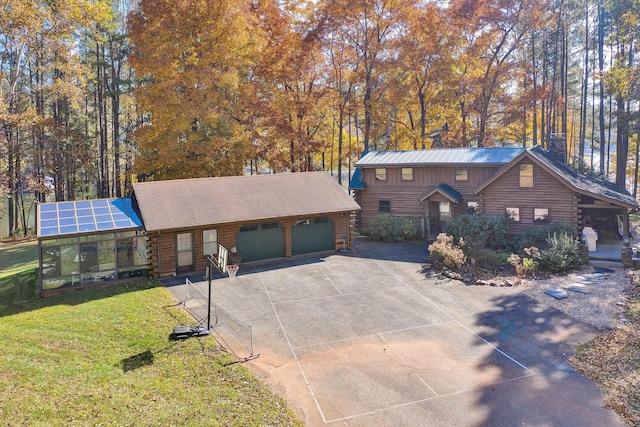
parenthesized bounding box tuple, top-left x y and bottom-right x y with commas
(516, 266, 633, 330)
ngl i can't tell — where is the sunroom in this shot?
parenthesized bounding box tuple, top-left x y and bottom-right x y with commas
(38, 198, 148, 296)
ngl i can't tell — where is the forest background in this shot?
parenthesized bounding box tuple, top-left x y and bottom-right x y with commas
(2, 0, 640, 237)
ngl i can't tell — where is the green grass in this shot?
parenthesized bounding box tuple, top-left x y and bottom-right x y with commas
(0, 240, 39, 313)
(0, 242, 301, 426)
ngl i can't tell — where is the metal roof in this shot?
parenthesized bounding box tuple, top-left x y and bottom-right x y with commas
(38, 198, 143, 238)
(355, 148, 525, 167)
(132, 171, 361, 232)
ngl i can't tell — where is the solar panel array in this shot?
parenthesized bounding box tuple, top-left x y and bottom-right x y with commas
(39, 198, 143, 237)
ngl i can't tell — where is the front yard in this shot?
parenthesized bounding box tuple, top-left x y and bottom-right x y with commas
(0, 240, 301, 426)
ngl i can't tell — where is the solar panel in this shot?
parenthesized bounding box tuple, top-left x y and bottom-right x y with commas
(38, 198, 143, 237)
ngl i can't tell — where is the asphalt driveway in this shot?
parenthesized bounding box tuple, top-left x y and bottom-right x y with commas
(164, 239, 624, 426)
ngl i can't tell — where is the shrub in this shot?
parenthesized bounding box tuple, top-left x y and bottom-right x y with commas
(428, 233, 466, 270)
(366, 214, 418, 242)
(508, 254, 523, 276)
(539, 232, 582, 272)
(512, 222, 576, 250)
(444, 214, 509, 252)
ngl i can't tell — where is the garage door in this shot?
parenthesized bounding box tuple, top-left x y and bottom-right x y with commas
(235, 222, 284, 263)
(292, 217, 334, 256)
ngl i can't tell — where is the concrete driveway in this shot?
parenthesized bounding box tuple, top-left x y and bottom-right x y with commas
(164, 239, 624, 427)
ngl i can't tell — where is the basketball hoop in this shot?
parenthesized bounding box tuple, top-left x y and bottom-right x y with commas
(227, 264, 239, 284)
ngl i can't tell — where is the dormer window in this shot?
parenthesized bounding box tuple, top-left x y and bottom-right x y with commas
(375, 168, 387, 181)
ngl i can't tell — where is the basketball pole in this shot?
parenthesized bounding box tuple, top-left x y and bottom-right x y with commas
(207, 256, 213, 331)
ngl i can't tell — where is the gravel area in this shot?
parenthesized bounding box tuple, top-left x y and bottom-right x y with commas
(517, 265, 634, 330)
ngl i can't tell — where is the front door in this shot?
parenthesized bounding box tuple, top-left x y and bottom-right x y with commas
(176, 231, 194, 273)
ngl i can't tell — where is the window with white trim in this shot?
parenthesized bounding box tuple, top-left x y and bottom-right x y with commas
(203, 229, 218, 256)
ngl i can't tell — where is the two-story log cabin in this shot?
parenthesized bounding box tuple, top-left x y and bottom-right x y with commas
(349, 144, 639, 247)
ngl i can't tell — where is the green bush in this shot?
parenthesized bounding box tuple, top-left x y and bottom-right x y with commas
(539, 232, 582, 272)
(512, 222, 576, 250)
(443, 214, 509, 252)
(365, 213, 418, 242)
(428, 233, 466, 270)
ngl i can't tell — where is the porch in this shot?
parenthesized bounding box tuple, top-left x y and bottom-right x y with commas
(587, 237, 640, 265)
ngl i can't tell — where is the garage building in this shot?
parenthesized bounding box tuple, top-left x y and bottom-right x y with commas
(132, 172, 360, 277)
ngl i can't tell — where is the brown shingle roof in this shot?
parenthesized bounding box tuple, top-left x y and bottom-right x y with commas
(132, 172, 360, 232)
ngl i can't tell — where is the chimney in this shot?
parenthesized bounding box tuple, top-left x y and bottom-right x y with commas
(547, 134, 567, 163)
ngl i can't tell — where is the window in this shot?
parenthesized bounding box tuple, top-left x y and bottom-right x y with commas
(455, 168, 468, 181)
(467, 201, 479, 214)
(534, 208, 549, 224)
(439, 202, 452, 221)
(203, 229, 218, 256)
(519, 164, 534, 187)
(379, 200, 391, 213)
(506, 207, 520, 222)
(375, 168, 387, 181)
(401, 168, 413, 181)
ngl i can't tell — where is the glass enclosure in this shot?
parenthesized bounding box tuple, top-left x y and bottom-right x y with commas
(38, 198, 148, 295)
(40, 230, 148, 293)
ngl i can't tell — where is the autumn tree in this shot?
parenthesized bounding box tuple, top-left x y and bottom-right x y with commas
(323, 0, 413, 152)
(392, 2, 455, 149)
(249, 0, 330, 173)
(448, 0, 548, 147)
(128, 0, 258, 180)
(0, 0, 111, 235)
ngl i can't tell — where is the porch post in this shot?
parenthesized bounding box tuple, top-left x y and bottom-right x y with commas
(622, 208, 633, 268)
(425, 202, 431, 240)
(623, 209, 631, 246)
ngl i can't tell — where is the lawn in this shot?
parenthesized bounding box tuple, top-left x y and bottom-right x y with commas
(0, 241, 301, 426)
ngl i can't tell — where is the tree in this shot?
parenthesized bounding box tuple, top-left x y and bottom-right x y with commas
(393, 2, 454, 149)
(128, 0, 256, 180)
(0, 0, 111, 235)
(249, 0, 330, 173)
(448, 0, 548, 147)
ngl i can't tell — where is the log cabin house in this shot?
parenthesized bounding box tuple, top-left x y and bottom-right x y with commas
(349, 143, 639, 256)
(38, 171, 360, 295)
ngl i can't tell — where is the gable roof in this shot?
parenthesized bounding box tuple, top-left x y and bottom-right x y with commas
(132, 172, 360, 232)
(419, 183, 463, 203)
(355, 147, 525, 167)
(475, 145, 639, 209)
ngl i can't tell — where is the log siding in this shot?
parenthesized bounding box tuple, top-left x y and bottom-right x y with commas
(149, 212, 355, 277)
(357, 165, 500, 229)
(477, 160, 576, 233)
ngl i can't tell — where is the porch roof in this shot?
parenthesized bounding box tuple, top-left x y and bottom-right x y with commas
(419, 183, 463, 204)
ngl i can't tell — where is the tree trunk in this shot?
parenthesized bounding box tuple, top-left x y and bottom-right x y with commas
(579, 3, 589, 161)
(597, 0, 606, 172)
